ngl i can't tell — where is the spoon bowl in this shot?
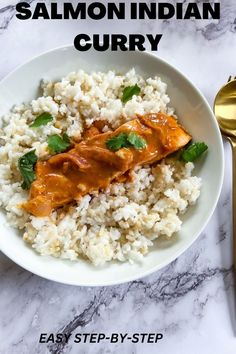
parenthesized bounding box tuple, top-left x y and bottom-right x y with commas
(214, 80, 236, 137)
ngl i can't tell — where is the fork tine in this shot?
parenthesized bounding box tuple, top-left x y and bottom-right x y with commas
(228, 75, 232, 82)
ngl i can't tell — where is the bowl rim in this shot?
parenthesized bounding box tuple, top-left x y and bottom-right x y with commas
(0, 44, 224, 286)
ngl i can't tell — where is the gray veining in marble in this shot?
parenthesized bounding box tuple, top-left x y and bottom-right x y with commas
(0, 1, 236, 353)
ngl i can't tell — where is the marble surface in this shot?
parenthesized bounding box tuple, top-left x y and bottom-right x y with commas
(0, 1, 236, 353)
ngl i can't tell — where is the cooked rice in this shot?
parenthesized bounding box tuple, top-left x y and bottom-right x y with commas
(0, 69, 201, 265)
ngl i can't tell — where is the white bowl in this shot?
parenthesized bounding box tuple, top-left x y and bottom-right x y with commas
(0, 46, 224, 286)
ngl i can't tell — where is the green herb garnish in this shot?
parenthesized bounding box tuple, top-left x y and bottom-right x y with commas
(122, 84, 141, 103)
(61, 133, 70, 145)
(47, 133, 71, 154)
(106, 132, 128, 151)
(181, 142, 208, 162)
(18, 150, 38, 190)
(30, 112, 53, 128)
(106, 132, 147, 151)
(127, 132, 147, 149)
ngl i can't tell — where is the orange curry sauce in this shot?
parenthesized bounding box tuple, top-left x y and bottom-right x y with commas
(23, 113, 191, 217)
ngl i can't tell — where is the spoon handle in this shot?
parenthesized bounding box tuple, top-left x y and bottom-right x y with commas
(229, 137, 236, 279)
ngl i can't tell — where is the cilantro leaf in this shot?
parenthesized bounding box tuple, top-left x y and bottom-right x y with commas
(127, 132, 147, 149)
(18, 150, 38, 190)
(106, 132, 147, 151)
(122, 84, 141, 103)
(30, 112, 53, 128)
(62, 133, 70, 144)
(181, 142, 208, 162)
(106, 132, 128, 151)
(47, 134, 71, 154)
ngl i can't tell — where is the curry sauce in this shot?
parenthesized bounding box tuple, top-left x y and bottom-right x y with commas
(23, 113, 191, 217)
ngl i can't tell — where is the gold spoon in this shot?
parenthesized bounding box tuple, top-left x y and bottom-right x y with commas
(214, 76, 236, 289)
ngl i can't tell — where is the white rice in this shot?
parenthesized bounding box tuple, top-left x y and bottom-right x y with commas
(0, 69, 201, 265)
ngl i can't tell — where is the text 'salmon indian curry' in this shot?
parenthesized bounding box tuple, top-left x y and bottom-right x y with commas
(23, 113, 191, 217)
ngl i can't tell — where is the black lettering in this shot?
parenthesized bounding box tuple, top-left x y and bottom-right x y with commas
(94, 34, 110, 51)
(32, 3, 50, 20)
(74, 34, 92, 52)
(120, 333, 128, 343)
(97, 333, 105, 342)
(140, 333, 148, 343)
(131, 333, 139, 343)
(184, 4, 201, 20)
(139, 2, 156, 20)
(15, 2, 31, 20)
(155, 333, 163, 342)
(107, 2, 125, 19)
(88, 2, 106, 20)
(90, 333, 97, 343)
(46, 334, 54, 343)
(130, 3, 137, 19)
(64, 3, 86, 19)
(147, 34, 162, 51)
(74, 334, 81, 343)
(110, 333, 119, 343)
(147, 333, 155, 343)
(158, 4, 175, 19)
(64, 334, 72, 343)
(111, 35, 127, 51)
(56, 334, 63, 344)
(129, 35, 145, 51)
(51, 3, 62, 19)
(203, 3, 220, 20)
(39, 333, 47, 343)
(83, 333, 90, 343)
(176, 3, 183, 19)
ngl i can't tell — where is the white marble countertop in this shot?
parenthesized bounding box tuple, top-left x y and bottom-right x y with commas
(0, 1, 236, 353)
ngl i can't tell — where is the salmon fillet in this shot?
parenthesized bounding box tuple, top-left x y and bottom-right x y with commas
(23, 113, 191, 217)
